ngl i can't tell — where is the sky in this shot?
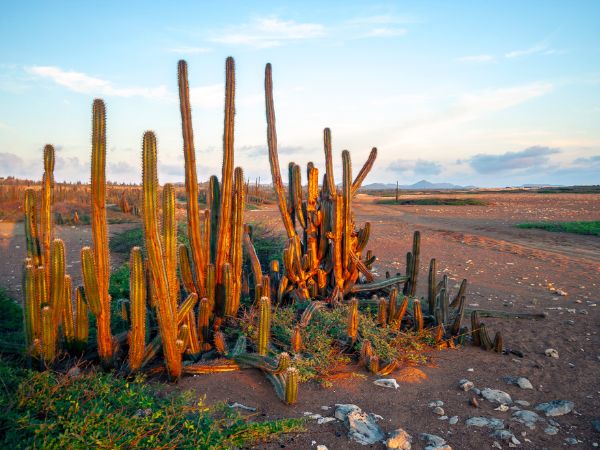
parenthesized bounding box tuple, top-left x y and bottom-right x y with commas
(0, 1, 599, 187)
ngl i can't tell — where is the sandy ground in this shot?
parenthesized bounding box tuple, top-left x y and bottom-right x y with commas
(1, 192, 599, 449)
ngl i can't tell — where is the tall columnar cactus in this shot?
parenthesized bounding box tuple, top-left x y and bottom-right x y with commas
(23, 263, 39, 354)
(40, 145, 55, 279)
(24, 189, 41, 266)
(178, 60, 206, 295)
(74, 286, 89, 349)
(81, 99, 113, 364)
(142, 130, 182, 378)
(61, 274, 75, 346)
(128, 247, 146, 372)
(284, 367, 299, 405)
(258, 296, 271, 356)
(347, 298, 359, 343)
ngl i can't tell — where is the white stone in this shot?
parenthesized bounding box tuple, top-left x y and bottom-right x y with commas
(386, 428, 412, 450)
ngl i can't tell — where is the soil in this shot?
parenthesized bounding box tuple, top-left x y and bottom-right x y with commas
(2, 192, 599, 449)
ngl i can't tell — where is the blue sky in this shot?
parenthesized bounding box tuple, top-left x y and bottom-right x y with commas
(0, 1, 599, 187)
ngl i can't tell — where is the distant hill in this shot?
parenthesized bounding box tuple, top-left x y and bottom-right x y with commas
(361, 179, 477, 190)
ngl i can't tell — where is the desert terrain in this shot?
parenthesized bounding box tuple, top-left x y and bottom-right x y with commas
(1, 191, 599, 449)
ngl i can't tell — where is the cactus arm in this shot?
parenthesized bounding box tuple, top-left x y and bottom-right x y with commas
(350, 147, 377, 196)
(264, 63, 296, 239)
(230, 167, 245, 312)
(49, 239, 65, 327)
(323, 128, 336, 199)
(23, 263, 39, 352)
(162, 183, 179, 312)
(142, 130, 182, 378)
(215, 57, 236, 282)
(341, 151, 352, 276)
(24, 189, 42, 266)
(178, 244, 197, 295)
(40, 305, 56, 364)
(208, 175, 221, 265)
(128, 246, 146, 372)
(74, 286, 89, 346)
(61, 274, 75, 345)
(177, 60, 206, 294)
(242, 225, 263, 287)
(427, 258, 436, 315)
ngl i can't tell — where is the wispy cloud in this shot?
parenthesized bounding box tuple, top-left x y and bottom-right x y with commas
(166, 46, 212, 54)
(362, 27, 407, 38)
(505, 43, 548, 59)
(27, 66, 170, 99)
(210, 17, 326, 49)
(457, 54, 495, 63)
(469, 146, 560, 174)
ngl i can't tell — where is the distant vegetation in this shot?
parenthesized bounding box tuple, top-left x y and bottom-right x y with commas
(517, 221, 600, 236)
(377, 197, 488, 206)
(536, 186, 600, 194)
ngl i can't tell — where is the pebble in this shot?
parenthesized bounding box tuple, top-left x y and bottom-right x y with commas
(535, 400, 575, 417)
(386, 428, 412, 450)
(516, 377, 533, 390)
(514, 400, 530, 407)
(374, 378, 400, 389)
(481, 388, 513, 405)
(438, 415, 448, 420)
(465, 417, 505, 429)
(433, 407, 445, 416)
(592, 419, 600, 433)
(428, 400, 444, 408)
(544, 426, 559, 435)
(334, 404, 384, 445)
(545, 348, 559, 358)
(317, 446, 328, 450)
(449, 416, 459, 425)
(470, 397, 480, 408)
(458, 379, 474, 391)
(512, 410, 542, 429)
(419, 433, 446, 447)
(565, 437, 579, 445)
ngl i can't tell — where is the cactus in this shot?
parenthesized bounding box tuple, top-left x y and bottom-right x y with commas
(291, 325, 302, 353)
(61, 275, 75, 346)
(493, 332, 503, 353)
(128, 247, 146, 372)
(284, 367, 299, 405)
(81, 99, 113, 364)
(74, 286, 88, 349)
(413, 299, 424, 332)
(347, 298, 359, 343)
(428, 258, 436, 314)
(197, 297, 211, 351)
(479, 323, 493, 351)
(40, 305, 56, 364)
(141, 130, 182, 378)
(470, 310, 481, 347)
(257, 296, 271, 356)
(377, 297, 387, 326)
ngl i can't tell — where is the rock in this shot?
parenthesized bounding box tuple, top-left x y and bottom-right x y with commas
(317, 446, 328, 450)
(545, 348, 559, 358)
(334, 404, 384, 445)
(494, 404, 509, 412)
(386, 428, 412, 449)
(481, 388, 512, 405)
(425, 446, 452, 450)
(433, 407, 445, 416)
(565, 437, 578, 445)
(229, 402, 257, 412)
(514, 400, 530, 407)
(419, 433, 446, 447)
(334, 404, 361, 420)
(512, 410, 542, 429)
(592, 419, 600, 433)
(470, 397, 480, 407)
(465, 417, 505, 429)
(459, 379, 474, 391)
(320, 405, 331, 411)
(428, 400, 444, 408)
(492, 442, 502, 449)
(491, 429, 516, 441)
(374, 378, 400, 389)
(516, 377, 533, 390)
(318, 417, 336, 425)
(536, 400, 575, 417)
(449, 416, 459, 425)
(472, 387, 481, 395)
(438, 415, 448, 421)
(544, 426, 559, 435)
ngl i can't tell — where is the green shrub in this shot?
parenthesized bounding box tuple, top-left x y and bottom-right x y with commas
(0, 365, 303, 449)
(517, 220, 600, 236)
(376, 197, 487, 206)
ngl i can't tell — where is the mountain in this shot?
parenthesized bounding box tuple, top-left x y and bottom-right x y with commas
(361, 179, 476, 190)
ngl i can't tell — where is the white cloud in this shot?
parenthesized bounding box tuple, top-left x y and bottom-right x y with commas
(166, 46, 212, 54)
(27, 66, 170, 99)
(457, 54, 495, 63)
(505, 44, 547, 59)
(189, 83, 224, 109)
(210, 16, 326, 48)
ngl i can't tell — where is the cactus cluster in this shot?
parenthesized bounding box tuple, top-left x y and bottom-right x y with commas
(18, 56, 506, 406)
